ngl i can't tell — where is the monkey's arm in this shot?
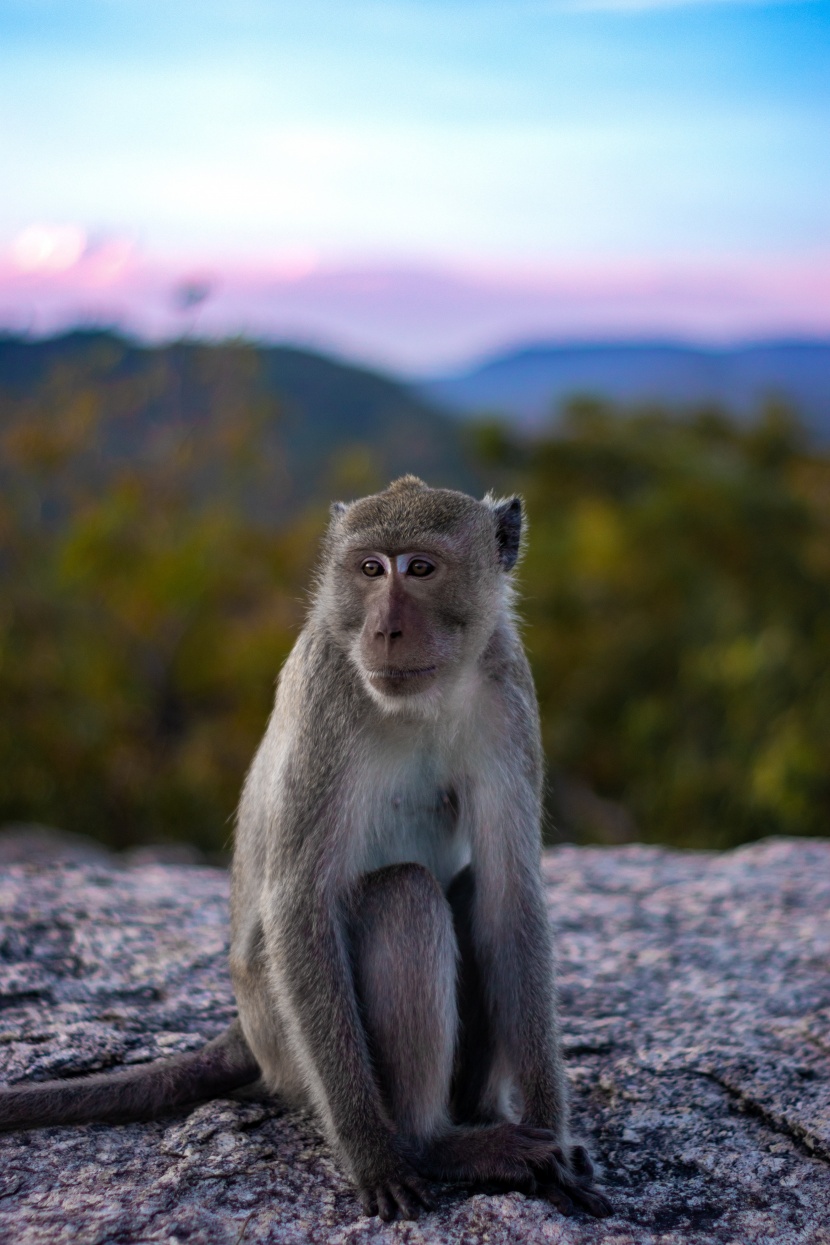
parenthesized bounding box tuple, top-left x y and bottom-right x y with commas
(469, 650, 568, 1132)
(473, 830, 568, 1133)
(468, 656, 612, 1216)
(470, 787, 614, 1216)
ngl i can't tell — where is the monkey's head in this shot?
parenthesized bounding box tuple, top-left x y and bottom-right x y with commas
(317, 476, 523, 713)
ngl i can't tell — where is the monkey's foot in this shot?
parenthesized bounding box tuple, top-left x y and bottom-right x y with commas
(357, 1166, 434, 1222)
(534, 1144, 613, 1219)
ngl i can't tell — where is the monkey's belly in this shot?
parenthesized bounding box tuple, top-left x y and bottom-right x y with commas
(362, 789, 470, 891)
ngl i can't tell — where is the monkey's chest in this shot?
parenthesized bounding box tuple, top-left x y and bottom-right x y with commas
(360, 783, 470, 891)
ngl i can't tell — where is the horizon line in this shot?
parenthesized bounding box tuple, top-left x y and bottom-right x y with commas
(2, 321, 830, 381)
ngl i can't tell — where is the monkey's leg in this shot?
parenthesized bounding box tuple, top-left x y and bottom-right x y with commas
(350, 863, 580, 1203)
(352, 863, 514, 1132)
(349, 862, 457, 1146)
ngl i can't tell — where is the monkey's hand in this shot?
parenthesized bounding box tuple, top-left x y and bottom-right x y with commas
(399, 1122, 612, 1217)
(533, 1143, 613, 1219)
(355, 1146, 434, 1222)
(416, 1119, 606, 1214)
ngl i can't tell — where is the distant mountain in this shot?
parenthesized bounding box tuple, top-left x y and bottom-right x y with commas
(0, 331, 478, 511)
(420, 341, 830, 437)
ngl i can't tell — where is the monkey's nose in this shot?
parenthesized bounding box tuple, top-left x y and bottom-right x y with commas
(375, 626, 403, 645)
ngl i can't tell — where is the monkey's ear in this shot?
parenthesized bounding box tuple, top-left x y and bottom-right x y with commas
(487, 495, 523, 570)
(330, 501, 349, 520)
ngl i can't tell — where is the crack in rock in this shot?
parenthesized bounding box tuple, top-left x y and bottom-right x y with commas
(700, 1069, 830, 1166)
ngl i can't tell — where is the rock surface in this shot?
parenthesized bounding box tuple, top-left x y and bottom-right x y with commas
(0, 838, 829, 1244)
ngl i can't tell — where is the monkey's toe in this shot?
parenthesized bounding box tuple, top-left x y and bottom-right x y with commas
(359, 1176, 432, 1222)
(376, 1187, 397, 1221)
(391, 1181, 429, 1219)
(570, 1185, 613, 1218)
(523, 1138, 570, 1184)
(532, 1144, 612, 1219)
(541, 1185, 576, 1216)
(359, 1188, 377, 1217)
(539, 1177, 613, 1220)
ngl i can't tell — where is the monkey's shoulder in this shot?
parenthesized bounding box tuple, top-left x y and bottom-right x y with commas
(479, 619, 540, 712)
(276, 628, 361, 722)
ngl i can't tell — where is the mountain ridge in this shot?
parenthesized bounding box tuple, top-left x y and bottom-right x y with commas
(0, 329, 479, 511)
(419, 338, 830, 436)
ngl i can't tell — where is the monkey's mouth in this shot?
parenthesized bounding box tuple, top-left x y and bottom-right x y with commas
(368, 665, 437, 682)
(367, 665, 438, 694)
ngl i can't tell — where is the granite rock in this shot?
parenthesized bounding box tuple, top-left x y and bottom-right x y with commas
(0, 837, 829, 1244)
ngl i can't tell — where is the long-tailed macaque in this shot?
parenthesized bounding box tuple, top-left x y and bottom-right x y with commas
(0, 477, 611, 1221)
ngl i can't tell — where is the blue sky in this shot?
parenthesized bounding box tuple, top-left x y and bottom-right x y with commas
(1, 0, 828, 365)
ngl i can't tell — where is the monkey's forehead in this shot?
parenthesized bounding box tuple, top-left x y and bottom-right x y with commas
(335, 520, 489, 561)
(336, 535, 461, 564)
(337, 488, 490, 543)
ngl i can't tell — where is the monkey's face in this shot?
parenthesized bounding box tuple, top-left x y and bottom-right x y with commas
(343, 544, 473, 703)
(320, 479, 521, 714)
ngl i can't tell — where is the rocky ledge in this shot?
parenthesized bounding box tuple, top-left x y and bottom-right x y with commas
(0, 836, 829, 1244)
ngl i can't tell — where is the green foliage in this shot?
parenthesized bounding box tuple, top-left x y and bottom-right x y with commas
(0, 346, 314, 851)
(507, 399, 830, 847)
(1, 340, 828, 852)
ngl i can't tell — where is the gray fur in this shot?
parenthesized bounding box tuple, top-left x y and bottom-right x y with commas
(348, 863, 457, 1142)
(0, 477, 611, 1223)
(231, 477, 611, 1219)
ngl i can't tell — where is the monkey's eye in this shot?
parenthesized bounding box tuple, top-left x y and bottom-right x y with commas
(407, 559, 435, 578)
(361, 559, 385, 578)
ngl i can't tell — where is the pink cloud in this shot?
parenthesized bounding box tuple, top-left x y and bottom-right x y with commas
(0, 247, 828, 374)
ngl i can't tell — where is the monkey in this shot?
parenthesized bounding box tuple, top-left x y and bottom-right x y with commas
(0, 476, 612, 1222)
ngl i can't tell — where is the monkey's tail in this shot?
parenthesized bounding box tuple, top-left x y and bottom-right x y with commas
(0, 1020, 261, 1132)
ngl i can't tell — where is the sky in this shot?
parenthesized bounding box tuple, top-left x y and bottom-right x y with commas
(1, 0, 829, 371)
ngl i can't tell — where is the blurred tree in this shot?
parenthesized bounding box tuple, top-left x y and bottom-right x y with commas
(0, 345, 313, 852)
(486, 398, 830, 847)
(2, 342, 828, 852)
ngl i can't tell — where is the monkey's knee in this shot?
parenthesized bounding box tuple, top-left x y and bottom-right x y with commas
(350, 863, 457, 1140)
(353, 863, 454, 942)
(350, 862, 457, 1012)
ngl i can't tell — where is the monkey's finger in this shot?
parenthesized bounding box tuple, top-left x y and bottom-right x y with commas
(549, 1145, 567, 1167)
(376, 1186, 397, 1222)
(359, 1187, 377, 1218)
(390, 1183, 423, 1220)
(531, 1148, 569, 1184)
(569, 1145, 594, 1179)
(568, 1185, 613, 1218)
(405, 1177, 434, 1211)
(539, 1184, 575, 1216)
